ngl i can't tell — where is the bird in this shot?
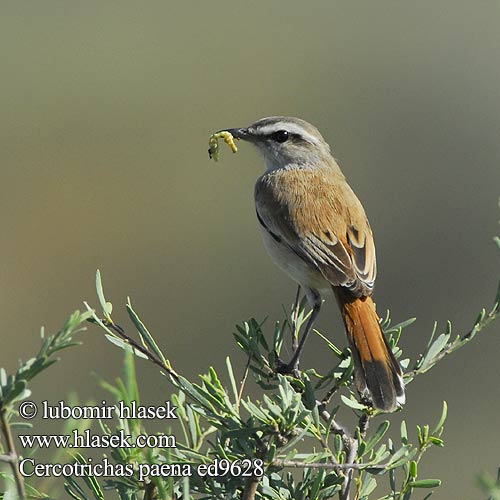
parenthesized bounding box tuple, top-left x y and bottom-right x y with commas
(219, 116, 405, 412)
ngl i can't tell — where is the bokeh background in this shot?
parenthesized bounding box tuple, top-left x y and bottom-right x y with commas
(2, 1, 500, 497)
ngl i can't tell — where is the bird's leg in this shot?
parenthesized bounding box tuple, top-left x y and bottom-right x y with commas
(291, 285, 302, 351)
(277, 289, 321, 376)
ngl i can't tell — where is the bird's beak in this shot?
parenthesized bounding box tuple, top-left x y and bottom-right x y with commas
(223, 127, 252, 141)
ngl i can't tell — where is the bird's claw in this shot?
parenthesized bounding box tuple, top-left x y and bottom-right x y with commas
(274, 354, 301, 378)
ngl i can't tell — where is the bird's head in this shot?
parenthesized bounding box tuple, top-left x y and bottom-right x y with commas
(223, 116, 332, 171)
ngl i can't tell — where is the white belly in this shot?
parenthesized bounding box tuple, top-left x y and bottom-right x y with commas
(259, 226, 332, 296)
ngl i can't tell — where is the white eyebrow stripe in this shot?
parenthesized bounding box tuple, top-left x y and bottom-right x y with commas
(255, 123, 321, 146)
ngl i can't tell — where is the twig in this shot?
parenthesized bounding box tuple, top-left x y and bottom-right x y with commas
(406, 301, 500, 379)
(436, 303, 499, 361)
(317, 433, 343, 476)
(90, 318, 179, 379)
(320, 404, 356, 488)
(0, 453, 17, 463)
(92, 313, 252, 439)
(270, 459, 385, 470)
(143, 480, 157, 500)
(321, 381, 341, 406)
(340, 433, 358, 500)
(318, 404, 351, 440)
(0, 408, 26, 499)
(241, 475, 259, 500)
(317, 402, 362, 500)
(237, 355, 251, 411)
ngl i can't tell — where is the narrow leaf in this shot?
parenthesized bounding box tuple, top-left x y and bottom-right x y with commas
(95, 269, 112, 319)
(361, 420, 390, 457)
(341, 394, 368, 410)
(104, 335, 148, 359)
(432, 401, 447, 435)
(126, 298, 167, 366)
(225, 357, 239, 407)
(407, 479, 441, 488)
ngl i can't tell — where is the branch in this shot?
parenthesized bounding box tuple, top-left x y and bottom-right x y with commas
(407, 295, 500, 380)
(241, 476, 259, 500)
(270, 460, 385, 470)
(318, 403, 352, 440)
(236, 355, 251, 411)
(0, 453, 17, 463)
(340, 434, 358, 500)
(0, 408, 25, 499)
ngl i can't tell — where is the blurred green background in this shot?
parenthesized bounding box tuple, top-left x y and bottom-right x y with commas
(1, 1, 500, 497)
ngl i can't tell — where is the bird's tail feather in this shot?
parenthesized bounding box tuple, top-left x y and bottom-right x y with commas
(336, 290, 405, 412)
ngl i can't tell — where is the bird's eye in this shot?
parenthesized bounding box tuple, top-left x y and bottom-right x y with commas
(271, 130, 289, 143)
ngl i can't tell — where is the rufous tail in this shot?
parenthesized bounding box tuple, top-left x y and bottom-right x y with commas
(336, 290, 405, 412)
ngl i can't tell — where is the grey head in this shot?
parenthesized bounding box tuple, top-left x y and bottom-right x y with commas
(223, 116, 333, 171)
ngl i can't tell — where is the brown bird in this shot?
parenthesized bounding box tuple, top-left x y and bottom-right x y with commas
(221, 116, 404, 412)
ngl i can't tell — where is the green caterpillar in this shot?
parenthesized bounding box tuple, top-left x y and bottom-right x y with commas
(208, 131, 238, 162)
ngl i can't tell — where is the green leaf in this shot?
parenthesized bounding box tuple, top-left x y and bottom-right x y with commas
(182, 476, 190, 500)
(361, 420, 390, 457)
(386, 445, 416, 469)
(126, 298, 167, 367)
(358, 474, 377, 498)
(432, 401, 447, 435)
(313, 329, 343, 357)
(409, 460, 417, 478)
(494, 235, 500, 251)
(400, 420, 408, 445)
(95, 269, 112, 320)
(389, 317, 417, 331)
(225, 357, 239, 407)
(333, 433, 343, 457)
(1, 380, 28, 406)
(280, 424, 312, 455)
(407, 479, 441, 488)
(428, 436, 444, 446)
(64, 477, 88, 500)
(341, 394, 368, 411)
(420, 321, 438, 359)
(302, 375, 317, 411)
(123, 350, 140, 407)
(309, 468, 326, 499)
(104, 334, 148, 359)
(0, 368, 7, 391)
(494, 276, 500, 312)
(70, 452, 105, 500)
(420, 333, 450, 370)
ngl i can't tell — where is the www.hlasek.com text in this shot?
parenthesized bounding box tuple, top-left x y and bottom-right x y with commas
(19, 429, 176, 449)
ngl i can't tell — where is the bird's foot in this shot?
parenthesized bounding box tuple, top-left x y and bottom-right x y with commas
(274, 354, 300, 378)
